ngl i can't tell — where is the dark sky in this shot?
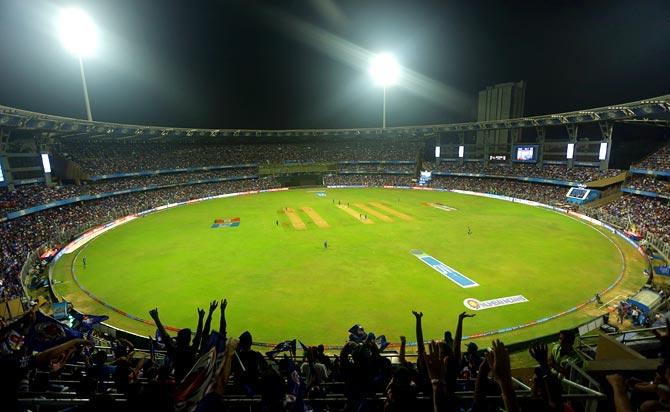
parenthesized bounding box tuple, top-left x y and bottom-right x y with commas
(0, 0, 668, 130)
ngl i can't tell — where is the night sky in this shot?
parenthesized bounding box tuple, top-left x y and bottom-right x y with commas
(0, 0, 668, 130)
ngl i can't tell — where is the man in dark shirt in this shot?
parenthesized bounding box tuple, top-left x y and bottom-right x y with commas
(232, 331, 267, 395)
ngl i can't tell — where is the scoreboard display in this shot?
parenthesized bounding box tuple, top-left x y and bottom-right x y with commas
(488, 154, 507, 163)
(567, 187, 590, 200)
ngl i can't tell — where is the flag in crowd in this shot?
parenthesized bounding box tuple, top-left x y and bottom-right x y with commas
(265, 339, 296, 358)
(24, 311, 83, 352)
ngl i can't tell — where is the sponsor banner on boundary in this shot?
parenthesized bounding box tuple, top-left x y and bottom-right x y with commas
(463, 295, 528, 311)
(61, 214, 138, 254)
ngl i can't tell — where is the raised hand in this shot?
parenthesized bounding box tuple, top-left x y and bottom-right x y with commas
(221, 298, 228, 311)
(459, 311, 476, 320)
(208, 300, 219, 314)
(412, 310, 423, 319)
(400, 335, 406, 343)
(486, 339, 512, 384)
(529, 342, 549, 367)
(149, 308, 159, 319)
(36, 339, 92, 369)
(197, 308, 205, 318)
(425, 340, 448, 383)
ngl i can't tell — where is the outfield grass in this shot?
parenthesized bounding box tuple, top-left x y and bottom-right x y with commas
(52, 188, 644, 347)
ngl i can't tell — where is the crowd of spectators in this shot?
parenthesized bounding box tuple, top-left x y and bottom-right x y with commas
(429, 176, 569, 206)
(1, 150, 669, 410)
(636, 145, 670, 172)
(623, 175, 670, 196)
(58, 139, 422, 175)
(324, 174, 415, 187)
(337, 163, 415, 174)
(324, 174, 569, 205)
(4, 293, 630, 411)
(428, 162, 622, 183)
(0, 178, 281, 302)
(596, 194, 670, 244)
(0, 168, 257, 215)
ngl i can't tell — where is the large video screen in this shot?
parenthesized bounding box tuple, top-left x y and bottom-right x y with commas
(512, 145, 539, 163)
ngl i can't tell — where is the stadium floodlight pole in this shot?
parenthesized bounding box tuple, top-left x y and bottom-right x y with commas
(369, 53, 400, 129)
(58, 8, 98, 122)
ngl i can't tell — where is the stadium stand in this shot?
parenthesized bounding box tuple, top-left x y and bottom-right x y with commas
(1, 137, 670, 411)
(636, 144, 670, 172)
(57, 139, 422, 175)
(2, 291, 670, 412)
(429, 176, 569, 206)
(595, 194, 670, 244)
(431, 162, 622, 183)
(0, 169, 257, 215)
(623, 175, 670, 196)
(324, 174, 415, 187)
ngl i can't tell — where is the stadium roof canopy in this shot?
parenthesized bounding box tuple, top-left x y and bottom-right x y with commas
(0, 94, 668, 140)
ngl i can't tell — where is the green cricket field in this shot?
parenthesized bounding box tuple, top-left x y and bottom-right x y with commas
(51, 188, 647, 347)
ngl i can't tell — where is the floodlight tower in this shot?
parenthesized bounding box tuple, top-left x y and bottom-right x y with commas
(58, 8, 98, 121)
(369, 53, 400, 129)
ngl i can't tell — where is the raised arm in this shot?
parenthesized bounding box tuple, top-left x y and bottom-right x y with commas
(486, 339, 518, 412)
(199, 300, 218, 353)
(399, 335, 407, 366)
(149, 308, 175, 354)
(191, 308, 205, 352)
(424, 340, 449, 412)
(454, 312, 475, 363)
(529, 342, 563, 411)
(606, 374, 635, 412)
(470, 355, 491, 412)
(34, 339, 92, 369)
(218, 299, 228, 343)
(412, 311, 425, 355)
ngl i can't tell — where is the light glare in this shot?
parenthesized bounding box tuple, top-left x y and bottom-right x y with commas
(566, 143, 575, 159)
(58, 9, 98, 56)
(599, 142, 608, 160)
(369, 53, 400, 86)
(41, 154, 51, 174)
